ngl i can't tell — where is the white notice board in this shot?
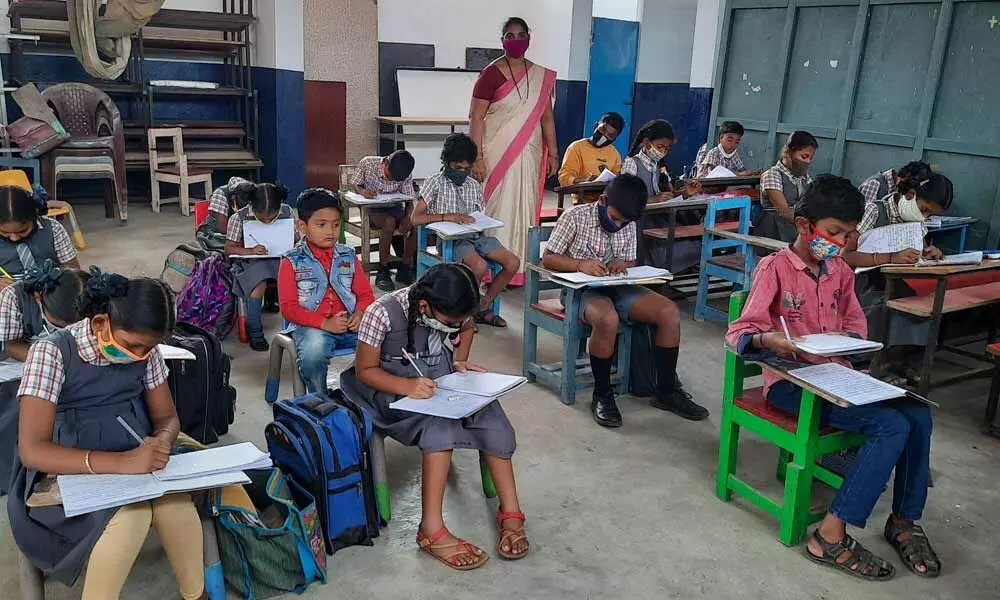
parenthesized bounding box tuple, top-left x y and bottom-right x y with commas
(395, 69, 477, 180)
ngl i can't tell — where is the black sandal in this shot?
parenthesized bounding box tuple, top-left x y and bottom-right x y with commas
(884, 517, 941, 578)
(804, 529, 895, 581)
(475, 310, 507, 328)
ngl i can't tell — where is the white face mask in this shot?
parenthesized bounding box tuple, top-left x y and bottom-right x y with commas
(897, 195, 926, 223)
(36, 300, 58, 337)
(718, 144, 737, 158)
(419, 313, 462, 334)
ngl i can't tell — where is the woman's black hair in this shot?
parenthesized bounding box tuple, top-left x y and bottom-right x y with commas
(22, 260, 91, 324)
(502, 17, 529, 34)
(0, 185, 46, 223)
(405, 263, 481, 354)
(914, 173, 954, 210)
(78, 267, 175, 335)
(296, 188, 342, 222)
(784, 130, 819, 153)
(794, 174, 864, 223)
(250, 182, 288, 216)
(895, 161, 933, 196)
(441, 133, 479, 164)
(628, 119, 675, 157)
(719, 121, 745, 137)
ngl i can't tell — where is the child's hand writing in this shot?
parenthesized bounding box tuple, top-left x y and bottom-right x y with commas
(346, 311, 362, 332)
(606, 259, 629, 276)
(122, 436, 171, 473)
(578, 259, 609, 277)
(321, 312, 349, 334)
(890, 248, 921, 264)
(251, 244, 268, 255)
(922, 245, 944, 261)
(408, 377, 437, 399)
(450, 214, 476, 225)
(454, 360, 487, 373)
(760, 332, 799, 355)
(360, 188, 377, 199)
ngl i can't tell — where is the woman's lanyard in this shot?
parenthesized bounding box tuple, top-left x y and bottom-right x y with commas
(503, 57, 529, 100)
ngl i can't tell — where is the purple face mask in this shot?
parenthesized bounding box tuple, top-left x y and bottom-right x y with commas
(503, 38, 530, 58)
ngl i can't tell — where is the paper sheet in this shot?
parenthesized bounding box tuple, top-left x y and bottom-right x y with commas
(549, 265, 672, 286)
(58, 471, 250, 518)
(792, 334, 882, 357)
(705, 165, 737, 179)
(789, 363, 906, 405)
(857, 222, 925, 254)
(157, 345, 196, 361)
(919, 251, 983, 266)
(242, 219, 295, 257)
(0, 358, 25, 383)
(390, 390, 497, 419)
(154, 442, 272, 481)
(344, 191, 413, 205)
(594, 169, 617, 183)
(434, 371, 527, 398)
(426, 211, 505, 236)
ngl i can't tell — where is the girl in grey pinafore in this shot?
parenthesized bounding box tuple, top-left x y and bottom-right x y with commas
(756, 131, 818, 243)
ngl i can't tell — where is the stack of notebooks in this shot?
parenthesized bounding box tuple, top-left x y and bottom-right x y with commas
(390, 371, 527, 419)
(57, 442, 271, 517)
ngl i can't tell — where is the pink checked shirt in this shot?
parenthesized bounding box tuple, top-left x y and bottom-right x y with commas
(725, 247, 868, 396)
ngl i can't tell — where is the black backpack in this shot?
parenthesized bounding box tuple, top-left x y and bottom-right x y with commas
(165, 322, 237, 444)
(628, 323, 658, 398)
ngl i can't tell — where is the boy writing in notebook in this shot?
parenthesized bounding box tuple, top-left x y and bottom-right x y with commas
(726, 175, 939, 582)
(542, 174, 708, 427)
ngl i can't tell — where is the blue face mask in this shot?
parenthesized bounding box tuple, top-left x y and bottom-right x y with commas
(597, 203, 625, 233)
(805, 226, 844, 261)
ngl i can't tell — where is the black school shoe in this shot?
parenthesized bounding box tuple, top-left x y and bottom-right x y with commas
(591, 389, 623, 428)
(651, 383, 709, 421)
(395, 264, 415, 285)
(249, 336, 270, 352)
(375, 266, 395, 292)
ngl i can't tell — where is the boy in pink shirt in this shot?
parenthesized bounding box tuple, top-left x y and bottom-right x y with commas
(726, 176, 939, 582)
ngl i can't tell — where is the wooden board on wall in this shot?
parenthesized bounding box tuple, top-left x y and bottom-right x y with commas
(305, 80, 347, 190)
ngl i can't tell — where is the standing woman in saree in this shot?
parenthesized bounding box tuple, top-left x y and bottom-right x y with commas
(470, 17, 559, 286)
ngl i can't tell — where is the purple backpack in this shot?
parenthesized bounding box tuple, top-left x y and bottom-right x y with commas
(177, 254, 236, 340)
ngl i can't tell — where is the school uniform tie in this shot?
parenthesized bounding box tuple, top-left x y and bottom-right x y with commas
(15, 243, 36, 271)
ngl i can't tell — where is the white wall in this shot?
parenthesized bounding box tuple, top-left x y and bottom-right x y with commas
(567, 0, 593, 80)
(635, 0, 697, 84)
(592, 0, 640, 21)
(377, 0, 577, 75)
(254, 0, 304, 71)
(689, 0, 723, 88)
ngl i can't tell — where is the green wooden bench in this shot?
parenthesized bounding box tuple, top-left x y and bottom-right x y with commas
(716, 291, 866, 545)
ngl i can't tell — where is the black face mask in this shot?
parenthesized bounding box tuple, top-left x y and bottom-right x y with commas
(589, 129, 612, 148)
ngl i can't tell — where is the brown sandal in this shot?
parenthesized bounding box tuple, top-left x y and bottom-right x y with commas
(496, 510, 529, 560)
(416, 526, 489, 571)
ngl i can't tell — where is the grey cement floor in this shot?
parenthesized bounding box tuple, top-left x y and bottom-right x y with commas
(1, 202, 998, 599)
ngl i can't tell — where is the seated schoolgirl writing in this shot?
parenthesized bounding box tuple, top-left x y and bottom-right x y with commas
(758, 131, 818, 242)
(726, 176, 939, 582)
(858, 161, 932, 208)
(541, 174, 708, 427)
(10, 269, 208, 600)
(0, 170, 80, 287)
(0, 259, 90, 361)
(225, 183, 294, 352)
(278, 188, 375, 394)
(206, 176, 256, 237)
(411, 133, 520, 328)
(340, 263, 527, 570)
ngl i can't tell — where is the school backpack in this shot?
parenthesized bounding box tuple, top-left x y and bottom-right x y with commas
(165, 322, 237, 445)
(176, 253, 236, 340)
(628, 323, 658, 398)
(265, 390, 380, 554)
(161, 243, 208, 294)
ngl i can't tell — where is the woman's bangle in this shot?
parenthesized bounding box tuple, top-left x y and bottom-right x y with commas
(84, 450, 95, 474)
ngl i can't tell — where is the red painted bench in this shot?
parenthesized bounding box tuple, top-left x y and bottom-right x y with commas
(886, 281, 1000, 317)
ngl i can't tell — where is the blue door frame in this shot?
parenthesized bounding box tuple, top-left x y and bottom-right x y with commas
(585, 17, 640, 157)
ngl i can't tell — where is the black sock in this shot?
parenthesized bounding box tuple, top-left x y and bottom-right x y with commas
(589, 354, 613, 395)
(654, 346, 679, 394)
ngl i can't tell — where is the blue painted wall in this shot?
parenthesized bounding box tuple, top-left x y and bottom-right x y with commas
(253, 66, 305, 199)
(631, 82, 713, 175)
(554, 79, 588, 162)
(585, 17, 640, 157)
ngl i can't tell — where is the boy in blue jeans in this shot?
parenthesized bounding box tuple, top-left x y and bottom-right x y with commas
(726, 175, 939, 581)
(278, 188, 375, 393)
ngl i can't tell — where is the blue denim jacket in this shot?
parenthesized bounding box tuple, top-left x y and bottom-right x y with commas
(284, 242, 358, 330)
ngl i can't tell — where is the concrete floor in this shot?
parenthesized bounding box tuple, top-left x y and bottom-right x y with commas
(1, 202, 998, 599)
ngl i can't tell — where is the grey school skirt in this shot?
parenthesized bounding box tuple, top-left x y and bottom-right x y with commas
(230, 257, 280, 298)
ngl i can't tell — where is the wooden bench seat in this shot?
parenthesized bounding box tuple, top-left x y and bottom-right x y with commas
(886, 281, 1000, 318)
(735, 387, 837, 435)
(707, 252, 746, 271)
(644, 220, 740, 241)
(531, 299, 566, 321)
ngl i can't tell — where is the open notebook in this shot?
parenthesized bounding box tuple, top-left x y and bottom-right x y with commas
(426, 212, 504, 237)
(57, 442, 271, 517)
(550, 265, 672, 287)
(344, 191, 413, 205)
(792, 334, 883, 357)
(390, 371, 526, 419)
(788, 363, 906, 406)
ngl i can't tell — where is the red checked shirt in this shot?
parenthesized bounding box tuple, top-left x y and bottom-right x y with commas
(725, 247, 868, 397)
(18, 319, 169, 404)
(278, 243, 376, 329)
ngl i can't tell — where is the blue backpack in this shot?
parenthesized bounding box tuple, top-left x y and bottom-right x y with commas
(265, 391, 380, 554)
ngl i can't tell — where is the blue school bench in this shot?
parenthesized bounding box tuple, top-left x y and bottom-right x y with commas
(522, 226, 633, 405)
(717, 291, 865, 546)
(694, 195, 786, 322)
(265, 330, 356, 403)
(415, 225, 501, 316)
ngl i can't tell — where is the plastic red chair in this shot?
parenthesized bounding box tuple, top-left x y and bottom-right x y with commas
(194, 200, 209, 232)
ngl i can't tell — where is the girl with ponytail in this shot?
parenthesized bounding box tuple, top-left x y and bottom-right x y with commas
(0, 259, 90, 361)
(341, 263, 528, 570)
(10, 268, 208, 600)
(0, 169, 80, 284)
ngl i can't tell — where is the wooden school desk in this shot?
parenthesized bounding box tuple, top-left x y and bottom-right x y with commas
(341, 193, 413, 274)
(924, 217, 977, 253)
(696, 175, 761, 188)
(552, 181, 608, 216)
(873, 259, 1000, 396)
(376, 116, 470, 151)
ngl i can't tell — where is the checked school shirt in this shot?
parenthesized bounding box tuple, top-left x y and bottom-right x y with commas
(545, 202, 637, 263)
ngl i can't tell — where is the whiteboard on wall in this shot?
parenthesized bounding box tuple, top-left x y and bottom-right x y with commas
(396, 69, 477, 180)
